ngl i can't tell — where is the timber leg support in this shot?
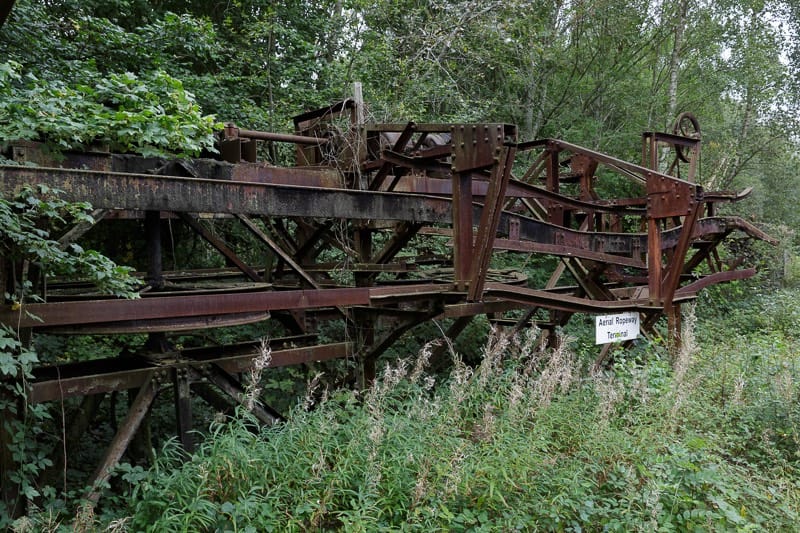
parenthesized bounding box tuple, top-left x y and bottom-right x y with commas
(85, 377, 159, 506)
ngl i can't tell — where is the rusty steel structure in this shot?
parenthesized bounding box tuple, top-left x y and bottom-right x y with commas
(0, 95, 772, 502)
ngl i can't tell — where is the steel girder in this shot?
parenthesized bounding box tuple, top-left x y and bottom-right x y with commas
(0, 102, 772, 504)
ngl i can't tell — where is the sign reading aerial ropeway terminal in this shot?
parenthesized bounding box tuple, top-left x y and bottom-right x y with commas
(595, 312, 640, 345)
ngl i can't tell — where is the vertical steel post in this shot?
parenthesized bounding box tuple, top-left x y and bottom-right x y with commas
(173, 368, 194, 453)
(354, 227, 376, 386)
(647, 217, 663, 305)
(145, 210, 164, 290)
(452, 171, 473, 291)
(468, 144, 516, 301)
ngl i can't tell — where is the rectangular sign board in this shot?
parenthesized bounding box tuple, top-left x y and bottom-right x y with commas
(595, 312, 640, 345)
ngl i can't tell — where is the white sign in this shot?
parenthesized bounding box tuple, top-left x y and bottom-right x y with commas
(595, 312, 640, 345)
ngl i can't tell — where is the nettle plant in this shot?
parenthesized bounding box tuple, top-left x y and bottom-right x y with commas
(0, 60, 220, 157)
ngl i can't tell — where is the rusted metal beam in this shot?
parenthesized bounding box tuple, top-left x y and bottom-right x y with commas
(366, 124, 453, 133)
(372, 222, 423, 266)
(469, 144, 516, 301)
(494, 239, 645, 268)
(27, 341, 354, 403)
(178, 212, 263, 282)
(145, 210, 165, 289)
(1, 287, 368, 328)
(674, 268, 756, 297)
(224, 125, 330, 146)
(443, 299, 528, 318)
(201, 366, 283, 426)
(647, 216, 664, 305)
(549, 139, 698, 187)
(1, 283, 455, 329)
(483, 283, 668, 315)
(173, 368, 194, 452)
(236, 214, 318, 288)
(369, 121, 415, 191)
(57, 209, 108, 250)
(39, 311, 271, 335)
(359, 304, 442, 365)
(0, 166, 453, 223)
(423, 221, 649, 258)
(452, 171, 473, 290)
(293, 220, 333, 262)
(660, 203, 703, 307)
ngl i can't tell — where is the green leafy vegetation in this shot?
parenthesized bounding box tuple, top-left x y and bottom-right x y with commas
(0, 61, 219, 157)
(82, 296, 796, 531)
(0, 185, 139, 302)
(2, 0, 800, 529)
(0, 186, 140, 528)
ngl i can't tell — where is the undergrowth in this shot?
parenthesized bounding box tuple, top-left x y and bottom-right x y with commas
(15, 289, 800, 531)
(102, 303, 800, 531)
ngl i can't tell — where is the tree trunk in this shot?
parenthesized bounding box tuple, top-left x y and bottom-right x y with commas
(667, 0, 689, 124)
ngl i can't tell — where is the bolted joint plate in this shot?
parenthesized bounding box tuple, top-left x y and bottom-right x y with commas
(646, 174, 703, 218)
(450, 124, 517, 173)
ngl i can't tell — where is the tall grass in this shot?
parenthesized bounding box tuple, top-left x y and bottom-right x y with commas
(109, 305, 800, 532)
(16, 289, 800, 531)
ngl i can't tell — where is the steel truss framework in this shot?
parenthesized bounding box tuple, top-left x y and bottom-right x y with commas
(0, 97, 772, 505)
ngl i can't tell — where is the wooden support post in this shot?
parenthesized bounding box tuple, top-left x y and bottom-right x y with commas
(351, 82, 367, 188)
(86, 376, 159, 505)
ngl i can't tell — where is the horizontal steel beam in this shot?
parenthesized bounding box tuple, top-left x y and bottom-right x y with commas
(0, 166, 452, 223)
(28, 341, 354, 403)
(231, 128, 330, 145)
(482, 282, 684, 315)
(0, 284, 451, 329)
(1, 287, 368, 328)
(674, 268, 756, 296)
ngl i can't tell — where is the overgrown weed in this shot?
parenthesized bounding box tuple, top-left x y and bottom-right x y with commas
(27, 288, 800, 531)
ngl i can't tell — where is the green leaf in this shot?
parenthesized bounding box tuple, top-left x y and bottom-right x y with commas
(0, 353, 17, 376)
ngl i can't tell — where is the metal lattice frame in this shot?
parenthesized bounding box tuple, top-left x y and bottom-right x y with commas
(0, 97, 772, 504)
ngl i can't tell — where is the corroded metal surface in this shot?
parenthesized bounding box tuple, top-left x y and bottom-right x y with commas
(0, 100, 771, 499)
